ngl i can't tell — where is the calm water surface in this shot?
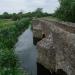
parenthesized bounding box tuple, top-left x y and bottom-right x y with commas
(15, 26, 37, 75)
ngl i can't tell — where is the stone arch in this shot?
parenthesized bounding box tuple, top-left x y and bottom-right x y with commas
(37, 63, 51, 75)
(56, 69, 67, 75)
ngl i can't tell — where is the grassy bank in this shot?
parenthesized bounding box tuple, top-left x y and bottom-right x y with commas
(0, 18, 31, 75)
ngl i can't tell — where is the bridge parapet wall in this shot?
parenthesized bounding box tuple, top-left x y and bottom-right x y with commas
(32, 19, 75, 75)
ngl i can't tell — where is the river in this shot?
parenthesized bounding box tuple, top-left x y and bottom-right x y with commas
(15, 26, 37, 75)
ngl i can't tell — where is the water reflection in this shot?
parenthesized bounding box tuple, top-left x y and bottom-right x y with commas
(15, 26, 37, 75)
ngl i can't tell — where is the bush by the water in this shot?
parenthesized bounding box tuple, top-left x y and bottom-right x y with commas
(0, 18, 31, 75)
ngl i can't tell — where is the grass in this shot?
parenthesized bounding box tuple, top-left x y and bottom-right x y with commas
(0, 18, 31, 75)
(0, 19, 15, 28)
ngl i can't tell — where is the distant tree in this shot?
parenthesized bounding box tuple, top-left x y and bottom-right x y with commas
(2, 12, 11, 19)
(55, 0, 75, 22)
(33, 8, 43, 18)
(35, 8, 43, 13)
(17, 12, 23, 19)
(23, 12, 32, 18)
(12, 13, 19, 21)
(32, 8, 51, 18)
(18, 12, 23, 15)
(0, 15, 3, 19)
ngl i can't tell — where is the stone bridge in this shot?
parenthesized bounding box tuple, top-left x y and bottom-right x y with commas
(32, 18, 75, 75)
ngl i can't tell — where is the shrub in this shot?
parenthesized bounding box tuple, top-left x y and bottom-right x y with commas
(0, 48, 17, 68)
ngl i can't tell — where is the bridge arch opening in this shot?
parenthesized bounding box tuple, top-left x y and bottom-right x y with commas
(37, 63, 67, 75)
(56, 69, 67, 75)
(37, 63, 51, 75)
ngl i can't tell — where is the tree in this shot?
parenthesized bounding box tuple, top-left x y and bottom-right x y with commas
(17, 12, 23, 19)
(12, 13, 19, 21)
(55, 0, 75, 22)
(2, 12, 11, 19)
(33, 8, 43, 18)
(35, 8, 43, 13)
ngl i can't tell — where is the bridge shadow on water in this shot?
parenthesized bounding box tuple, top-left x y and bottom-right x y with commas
(37, 63, 51, 75)
(37, 63, 67, 75)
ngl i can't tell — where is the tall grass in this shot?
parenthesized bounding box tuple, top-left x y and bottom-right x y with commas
(0, 18, 31, 75)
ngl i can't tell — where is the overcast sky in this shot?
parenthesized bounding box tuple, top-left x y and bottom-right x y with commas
(0, 0, 59, 14)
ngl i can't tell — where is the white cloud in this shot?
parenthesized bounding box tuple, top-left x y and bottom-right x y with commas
(0, 0, 59, 14)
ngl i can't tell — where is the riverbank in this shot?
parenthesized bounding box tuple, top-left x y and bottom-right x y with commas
(0, 18, 31, 75)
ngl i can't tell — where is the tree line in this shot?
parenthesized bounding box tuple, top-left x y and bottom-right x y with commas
(0, 0, 75, 22)
(55, 0, 75, 22)
(0, 8, 51, 21)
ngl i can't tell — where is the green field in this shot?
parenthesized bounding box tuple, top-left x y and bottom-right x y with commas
(0, 19, 15, 28)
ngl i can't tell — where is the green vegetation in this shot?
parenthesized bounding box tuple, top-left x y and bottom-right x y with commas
(55, 0, 75, 22)
(0, 19, 15, 28)
(0, 8, 51, 21)
(0, 2, 74, 74)
(0, 18, 31, 75)
(0, 8, 52, 75)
